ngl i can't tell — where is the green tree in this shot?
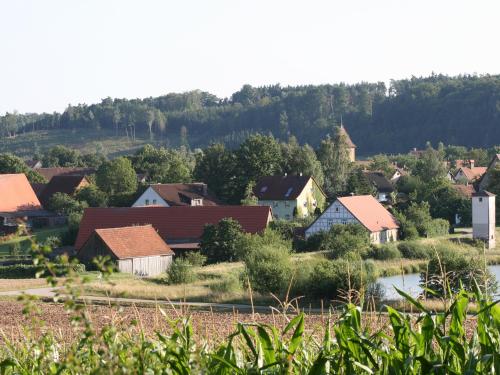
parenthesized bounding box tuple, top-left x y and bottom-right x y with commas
(280, 137, 324, 187)
(369, 154, 396, 178)
(199, 218, 244, 263)
(0, 153, 45, 183)
(47, 192, 88, 215)
(413, 144, 447, 183)
(42, 145, 81, 167)
(193, 143, 238, 203)
(96, 157, 138, 195)
(75, 185, 108, 207)
(346, 168, 377, 196)
(318, 126, 352, 196)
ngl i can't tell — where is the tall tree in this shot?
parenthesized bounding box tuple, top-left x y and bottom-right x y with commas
(96, 157, 137, 195)
(318, 126, 352, 196)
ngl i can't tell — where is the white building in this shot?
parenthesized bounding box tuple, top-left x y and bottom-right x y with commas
(305, 195, 399, 244)
(472, 191, 496, 249)
(132, 183, 220, 207)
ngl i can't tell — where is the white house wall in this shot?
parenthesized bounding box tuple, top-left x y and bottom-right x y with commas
(132, 187, 169, 207)
(472, 196, 496, 248)
(305, 201, 358, 238)
(118, 255, 173, 277)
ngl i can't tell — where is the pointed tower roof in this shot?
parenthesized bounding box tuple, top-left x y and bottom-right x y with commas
(339, 124, 356, 148)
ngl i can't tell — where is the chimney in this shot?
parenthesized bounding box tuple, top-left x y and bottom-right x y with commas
(469, 160, 475, 168)
(284, 172, 287, 177)
(299, 172, 303, 177)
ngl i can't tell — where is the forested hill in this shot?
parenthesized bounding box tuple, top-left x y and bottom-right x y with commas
(1, 74, 500, 155)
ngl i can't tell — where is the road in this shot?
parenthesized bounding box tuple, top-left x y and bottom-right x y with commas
(0, 286, 307, 313)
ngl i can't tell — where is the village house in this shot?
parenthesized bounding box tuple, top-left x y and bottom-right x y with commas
(253, 175, 326, 220)
(305, 195, 399, 244)
(74, 205, 272, 252)
(39, 175, 90, 207)
(78, 225, 174, 276)
(132, 183, 220, 207)
(478, 154, 500, 190)
(453, 160, 487, 185)
(363, 171, 394, 202)
(0, 174, 50, 232)
(35, 167, 96, 181)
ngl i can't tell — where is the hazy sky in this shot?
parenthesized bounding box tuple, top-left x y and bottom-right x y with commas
(1, 0, 499, 114)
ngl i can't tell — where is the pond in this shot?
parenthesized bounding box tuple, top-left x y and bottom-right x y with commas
(377, 264, 500, 300)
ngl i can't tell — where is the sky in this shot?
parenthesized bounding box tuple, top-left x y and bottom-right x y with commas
(1, 0, 500, 114)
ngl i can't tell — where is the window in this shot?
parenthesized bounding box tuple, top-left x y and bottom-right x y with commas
(273, 201, 279, 207)
(145, 199, 150, 206)
(335, 207, 339, 212)
(260, 186, 268, 193)
(152, 199, 157, 205)
(284, 187, 293, 198)
(327, 219, 334, 226)
(479, 197, 483, 202)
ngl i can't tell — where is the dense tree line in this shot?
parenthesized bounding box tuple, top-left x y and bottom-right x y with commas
(2, 75, 500, 154)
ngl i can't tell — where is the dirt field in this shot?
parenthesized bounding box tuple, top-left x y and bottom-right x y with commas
(0, 300, 478, 346)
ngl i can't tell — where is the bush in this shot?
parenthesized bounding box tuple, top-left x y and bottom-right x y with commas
(209, 273, 241, 294)
(183, 251, 206, 267)
(243, 244, 292, 295)
(397, 241, 433, 259)
(307, 258, 377, 300)
(43, 236, 61, 249)
(167, 258, 196, 285)
(62, 212, 82, 246)
(366, 243, 401, 260)
(325, 224, 370, 259)
(48, 193, 88, 215)
(235, 229, 291, 261)
(426, 218, 450, 237)
(269, 220, 302, 241)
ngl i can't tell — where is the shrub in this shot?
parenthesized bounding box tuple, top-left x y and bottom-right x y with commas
(426, 218, 450, 237)
(269, 220, 303, 241)
(209, 273, 241, 294)
(366, 243, 401, 260)
(48, 193, 88, 215)
(167, 258, 196, 285)
(397, 241, 432, 259)
(243, 244, 292, 295)
(183, 251, 206, 267)
(325, 224, 370, 259)
(43, 236, 61, 249)
(307, 258, 377, 300)
(235, 229, 291, 261)
(62, 212, 82, 246)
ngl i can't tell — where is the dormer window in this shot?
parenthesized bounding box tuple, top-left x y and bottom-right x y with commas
(284, 187, 293, 198)
(260, 186, 268, 193)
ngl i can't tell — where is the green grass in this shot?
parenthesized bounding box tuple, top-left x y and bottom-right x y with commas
(0, 128, 171, 159)
(0, 226, 68, 255)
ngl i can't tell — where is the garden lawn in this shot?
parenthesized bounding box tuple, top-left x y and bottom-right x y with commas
(0, 226, 68, 256)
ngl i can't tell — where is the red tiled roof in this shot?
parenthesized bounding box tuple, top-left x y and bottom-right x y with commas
(75, 206, 272, 249)
(0, 174, 42, 213)
(36, 167, 96, 181)
(455, 167, 487, 182)
(149, 183, 221, 206)
(39, 175, 89, 207)
(90, 225, 174, 259)
(254, 175, 323, 200)
(337, 195, 399, 232)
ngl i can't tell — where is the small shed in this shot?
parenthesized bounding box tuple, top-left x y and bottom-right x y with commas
(78, 224, 174, 276)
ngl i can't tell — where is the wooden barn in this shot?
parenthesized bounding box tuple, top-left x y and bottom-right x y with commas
(77, 224, 174, 276)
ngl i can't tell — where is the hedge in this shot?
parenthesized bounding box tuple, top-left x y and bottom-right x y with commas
(0, 263, 86, 279)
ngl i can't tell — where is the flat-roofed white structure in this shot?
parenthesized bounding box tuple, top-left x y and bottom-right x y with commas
(472, 190, 496, 249)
